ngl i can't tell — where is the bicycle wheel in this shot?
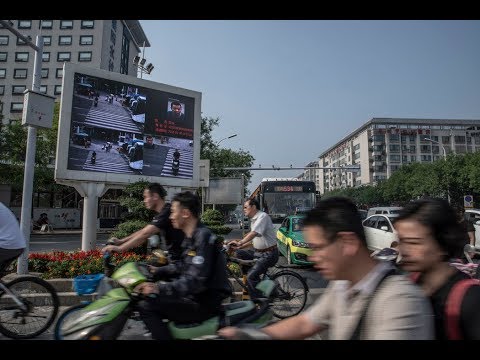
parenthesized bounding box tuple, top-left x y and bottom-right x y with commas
(269, 271, 308, 319)
(0, 276, 59, 339)
(54, 303, 89, 340)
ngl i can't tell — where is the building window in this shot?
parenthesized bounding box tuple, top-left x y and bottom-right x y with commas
(60, 20, 73, 29)
(10, 103, 24, 112)
(41, 68, 49, 78)
(389, 145, 400, 152)
(15, 52, 29, 62)
(78, 51, 92, 62)
(81, 20, 94, 29)
(58, 36, 72, 46)
(42, 52, 50, 62)
(42, 35, 51, 46)
(54, 85, 62, 95)
(390, 155, 401, 163)
(389, 134, 400, 142)
(56, 68, 63, 78)
(17, 37, 29, 46)
(409, 135, 416, 142)
(57, 52, 71, 62)
(12, 85, 26, 95)
(0, 52, 7, 62)
(18, 20, 32, 29)
(0, 85, 4, 95)
(442, 136, 450, 144)
(13, 69, 28, 79)
(39, 85, 47, 94)
(79, 35, 93, 46)
(40, 20, 53, 29)
(0, 36, 9, 45)
(421, 155, 432, 162)
(454, 136, 466, 144)
(420, 145, 431, 153)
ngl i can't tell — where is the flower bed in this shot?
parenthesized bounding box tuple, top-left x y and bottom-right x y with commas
(28, 250, 148, 279)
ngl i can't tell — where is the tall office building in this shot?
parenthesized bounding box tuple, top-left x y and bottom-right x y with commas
(0, 20, 150, 124)
(318, 118, 480, 195)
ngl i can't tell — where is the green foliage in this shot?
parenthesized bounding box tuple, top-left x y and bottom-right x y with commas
(111, 219, 149, 239)
(208, 225, 233, 235)
(117, 181, 155, 222)
(324, 152, 480, 208)
(227, 262, 242, 277)
(201, 208, 232, 236)
(111, 219, 149, 255)
(201, 209, 224, 225)
(0, 102, 68, 194)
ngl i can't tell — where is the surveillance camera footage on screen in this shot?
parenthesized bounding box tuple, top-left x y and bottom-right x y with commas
(67, 72, 195, 179)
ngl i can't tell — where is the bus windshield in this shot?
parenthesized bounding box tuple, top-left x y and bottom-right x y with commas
(263, 192, 315, 221)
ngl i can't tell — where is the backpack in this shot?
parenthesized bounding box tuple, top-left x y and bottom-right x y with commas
(410, 272, 480, 340)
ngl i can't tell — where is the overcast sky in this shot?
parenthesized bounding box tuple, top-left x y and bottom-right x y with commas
(139, 20, 480, 193)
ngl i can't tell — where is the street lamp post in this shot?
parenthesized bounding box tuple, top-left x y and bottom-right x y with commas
(216, 134, 237, 147)
(424, 137, 450, 203)
(132, 42, 154, 79)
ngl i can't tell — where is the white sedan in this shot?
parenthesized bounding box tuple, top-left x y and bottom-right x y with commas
(363, 214, 399, 252)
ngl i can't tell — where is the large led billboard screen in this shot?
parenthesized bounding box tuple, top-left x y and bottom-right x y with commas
(55, 63, 201, 188)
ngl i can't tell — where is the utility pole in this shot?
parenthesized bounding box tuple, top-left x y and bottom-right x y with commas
(0, 20, 49, 274)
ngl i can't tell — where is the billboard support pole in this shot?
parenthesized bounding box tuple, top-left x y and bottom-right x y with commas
(72, 182, 107, 251)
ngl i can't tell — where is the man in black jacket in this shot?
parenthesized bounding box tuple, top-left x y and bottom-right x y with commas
(134, 191, 231, 340)
(101, 183, 183, 261)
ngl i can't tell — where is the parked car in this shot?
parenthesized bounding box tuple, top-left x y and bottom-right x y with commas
(276, 215, 313, 266)
(465, 209, 480, 247)
(366, 206, 403, 218)
(362, 214, 399, 252)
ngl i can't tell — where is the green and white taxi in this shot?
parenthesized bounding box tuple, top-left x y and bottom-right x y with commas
(276, 215, 313, 266)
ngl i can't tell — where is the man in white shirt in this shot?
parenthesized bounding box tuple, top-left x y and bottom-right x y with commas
(229, 199, 279, 299)
(0, 202, 26, 275)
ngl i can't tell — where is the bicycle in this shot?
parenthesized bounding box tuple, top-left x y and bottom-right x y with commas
(223, 244, 309, 319)
(0, 265, 59, 339)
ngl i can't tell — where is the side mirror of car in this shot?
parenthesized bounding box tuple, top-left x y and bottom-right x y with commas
(475, 220, 480, 226)
(279, 227, 287, 232)
(380, 226, 389, 232)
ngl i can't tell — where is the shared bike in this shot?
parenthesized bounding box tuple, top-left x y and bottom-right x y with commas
(0, 267, 59, 339)
(224, 244, 309, 319)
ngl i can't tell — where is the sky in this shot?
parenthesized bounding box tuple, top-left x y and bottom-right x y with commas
(139, 20, 480, 193)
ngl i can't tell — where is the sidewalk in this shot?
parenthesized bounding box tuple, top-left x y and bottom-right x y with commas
(31, 228, 117, 236)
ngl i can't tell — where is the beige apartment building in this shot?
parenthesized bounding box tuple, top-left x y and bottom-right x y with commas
(315, 118, 480, 195)
(0, 20, 149, 124)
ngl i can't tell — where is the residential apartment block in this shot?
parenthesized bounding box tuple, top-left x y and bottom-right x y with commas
(0, 19, 150, 124)
(315, 118, 480, 195)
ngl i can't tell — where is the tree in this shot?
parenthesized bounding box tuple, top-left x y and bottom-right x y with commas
(0, 102, 68, 195)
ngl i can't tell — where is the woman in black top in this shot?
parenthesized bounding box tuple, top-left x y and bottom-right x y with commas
(395, 198, 480, 340)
